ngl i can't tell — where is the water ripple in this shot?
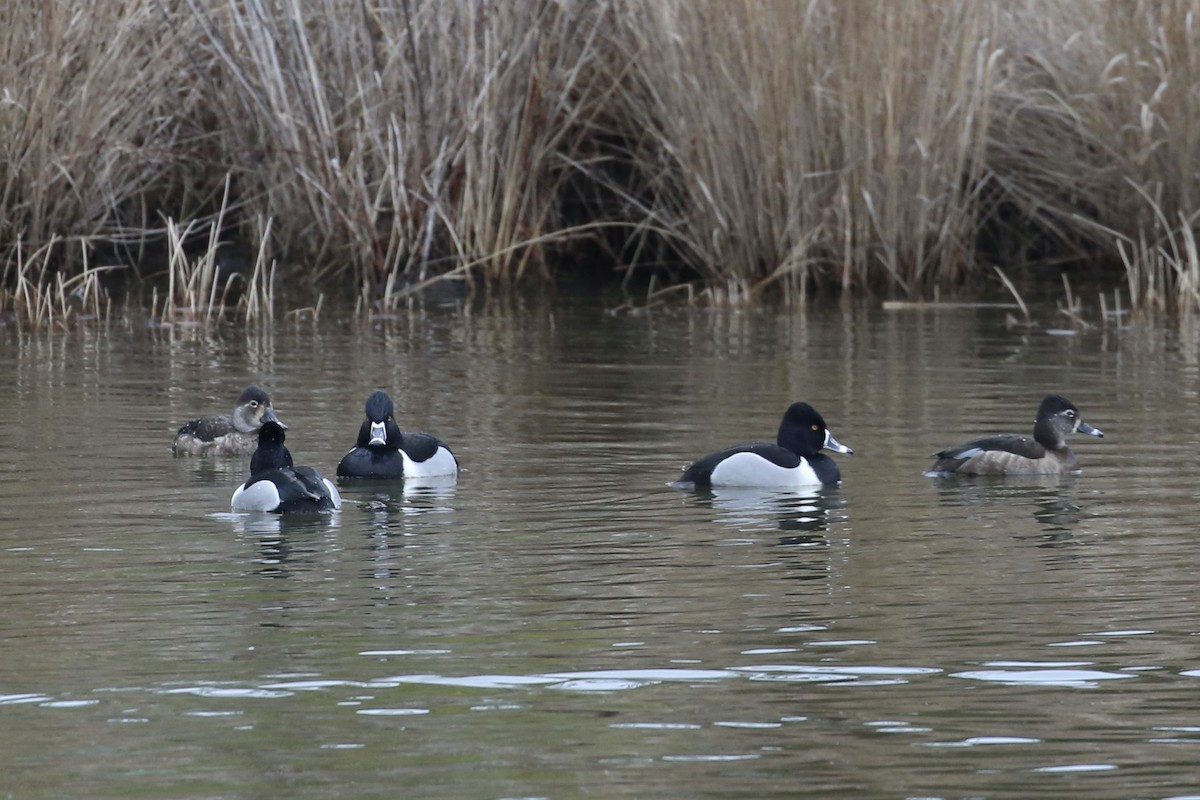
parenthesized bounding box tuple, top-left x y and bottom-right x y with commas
(159, 685, 295, 699)
(951, 665, 1135, 688)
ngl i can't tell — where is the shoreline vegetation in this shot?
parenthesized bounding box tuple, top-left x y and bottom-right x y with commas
(2, 1, 1200, 326)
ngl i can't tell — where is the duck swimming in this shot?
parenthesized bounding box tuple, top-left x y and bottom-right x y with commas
(336, 390, 458, 479)
(673, 402, 853, 488)
(927, 394, 1104, 476)
(173, 385, 282, 456)
(231, 420, 341, 513)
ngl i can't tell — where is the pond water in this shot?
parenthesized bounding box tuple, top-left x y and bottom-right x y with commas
(2, 291, 1200, 798)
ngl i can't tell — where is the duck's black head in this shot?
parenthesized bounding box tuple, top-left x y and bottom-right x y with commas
(232, 384, 284, 433)
(776, 402, 853, 458)
(358, 390, 403, 449)
(250, 419, 293, 474)
(364, 390, 394, 422)
(1034, 394, 1104, 449)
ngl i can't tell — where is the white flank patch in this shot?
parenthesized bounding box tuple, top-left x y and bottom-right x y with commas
(231, 480, 282, 512)
(323, 479, 343, 510)
(709, 452, 821, 487)
(402, 447, 459, 478)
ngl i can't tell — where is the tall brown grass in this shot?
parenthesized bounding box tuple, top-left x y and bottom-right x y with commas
(984, 0, 1200, 311)
(611, 1, 1000, 302)
(192, 0, 612, 305)
(152, 178, 276, 325)
(2, 0, 1200, 323)
(0, 240, 111, 329)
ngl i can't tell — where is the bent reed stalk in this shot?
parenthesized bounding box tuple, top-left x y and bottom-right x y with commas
(0, 240, 113, 330)
(2, 0, 1200, 325)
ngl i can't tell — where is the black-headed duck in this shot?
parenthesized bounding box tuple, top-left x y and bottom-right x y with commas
(672, 402, 853, 488)
(336, 390, 458, 479)
(231, 420, 341, 513)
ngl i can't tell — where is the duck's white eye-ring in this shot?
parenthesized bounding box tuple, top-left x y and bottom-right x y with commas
(1065, 409, 1076, 418)
(250, 400, 260, 408)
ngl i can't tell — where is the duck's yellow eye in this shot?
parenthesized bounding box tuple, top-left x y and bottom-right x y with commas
(811, 424, 819, 431)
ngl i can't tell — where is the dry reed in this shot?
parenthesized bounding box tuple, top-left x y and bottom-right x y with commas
(0, 240, 112, 329)
(1, 0, 1200, 322)
(610, 1, 1000, 300)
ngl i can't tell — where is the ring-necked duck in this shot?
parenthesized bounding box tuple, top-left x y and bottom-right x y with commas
(231, 420, 341, 513)
(672, 402, 853, 488)
(336, 390, 458, 479)
(927, 394, 1104, 476)
(173, 385, 282, 456)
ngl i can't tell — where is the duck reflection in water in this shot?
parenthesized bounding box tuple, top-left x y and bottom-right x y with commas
(682, 485, 846, 585)
(335, 475, 458, 525)
(931, 474, 1088, 548)
(685, 484, 847, 539)
(228, 511, 343, 580)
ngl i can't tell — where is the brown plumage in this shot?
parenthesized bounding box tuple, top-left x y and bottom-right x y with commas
(928, 394, 1104, 476)
(172, 385, 283, 456)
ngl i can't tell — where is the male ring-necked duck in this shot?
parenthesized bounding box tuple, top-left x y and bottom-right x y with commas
(673, 402, 853, 488)
(336, 390, 459, 479)
(173, 384, 283, 456)
(927, 394, 1104, 476)
(231, 420, 341, 512)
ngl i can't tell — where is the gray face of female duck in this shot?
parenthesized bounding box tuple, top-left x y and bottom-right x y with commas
(232, 385, 284, 433)
(1035, 394, 1103, 448)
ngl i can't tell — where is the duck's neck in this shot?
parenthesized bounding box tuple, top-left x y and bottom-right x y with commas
(1033, 419, 1066, 451)
(251, 444, 292, 474)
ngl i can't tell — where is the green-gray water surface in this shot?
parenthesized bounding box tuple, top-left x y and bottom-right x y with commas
(2, 296, 1199, 799)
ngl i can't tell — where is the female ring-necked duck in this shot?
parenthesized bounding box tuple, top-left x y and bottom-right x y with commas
(336, 390, 458, 479)
(927, 394, 1104, 476)
(173, 385, 283, 456)
(673, 402, 853, 488)
(231, 420, 341, 512)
